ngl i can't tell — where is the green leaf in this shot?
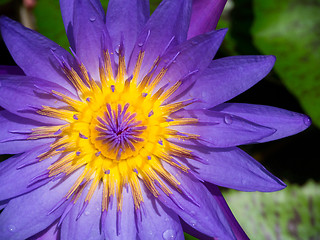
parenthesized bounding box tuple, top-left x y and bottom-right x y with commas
(252, 0, 320, 128)
(184, 233, 198, 240)
(224, 181, 320, 239)
(33, 0, 69, 50)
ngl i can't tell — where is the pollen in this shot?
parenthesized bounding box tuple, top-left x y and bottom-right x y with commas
(30, 46, 199, 213)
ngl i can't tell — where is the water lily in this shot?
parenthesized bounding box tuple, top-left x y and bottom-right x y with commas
(0, 0, 311, 239)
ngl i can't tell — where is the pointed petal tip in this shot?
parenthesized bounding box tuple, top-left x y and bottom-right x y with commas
(302, 114, 312, 128)
(216, 27, 228, 36)
(267, 54, 276, 67)
(260, 173, 287, 192)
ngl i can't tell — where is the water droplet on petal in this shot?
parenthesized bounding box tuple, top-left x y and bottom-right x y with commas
(190, 220, 197, 227)
(84, 210, 90, 216)
(224, 115, 233, 125)
(115, 45, 120, 55)
(89, 16, 96, 22)
(8, 225, 16, 232)
(303, 115, 311, 126)
(138, 42, 143, 47)
(50, 47, 57, 51)
(191, 40, 198, 45)
(162, 229, 176, 240)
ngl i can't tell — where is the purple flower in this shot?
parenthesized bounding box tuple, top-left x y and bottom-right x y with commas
(0, 0, 311, 239)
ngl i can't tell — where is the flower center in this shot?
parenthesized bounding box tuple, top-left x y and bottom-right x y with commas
(92, 103, 146, 160)
(29, 48, 199, 213)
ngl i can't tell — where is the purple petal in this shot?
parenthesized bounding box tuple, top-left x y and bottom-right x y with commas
(184, 55, 276, 108)
(137, 184, 184, 239)
(181, 220, 213, 240)
(0, 137, 51, 155)
(0, 171, 80, 240)
(205, 183, 250, 239)
(128, 0, 192, 77)
(0, 16, 77, 94)
(72, 0, 113, 80)
(0, 65, 24, 75)
(28, 222, 59, 240)
(0, 144, 58, 201)
(60, 0, 105, 49)
(106, 0, 149, 64)
(60, 184, 103, 240)
(213, 103, 311, 142)
(183, 146, 286, 192)
(59, 0, 76, 49)
(187, 0, 227, 39)
(157, 162, 237, 239)
(0, 75, 69, 124)
(170, 109, 275, 147)
(103, 187, 137, 239)
(156, 28, 227, 104)
(0, 110, 54, 154)
(0, 201, 8, 211)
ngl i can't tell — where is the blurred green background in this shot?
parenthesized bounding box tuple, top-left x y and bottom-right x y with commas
(0, 0, 319, 239)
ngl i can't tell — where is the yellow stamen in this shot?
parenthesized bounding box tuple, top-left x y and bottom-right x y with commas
(31, 50, 198, 212)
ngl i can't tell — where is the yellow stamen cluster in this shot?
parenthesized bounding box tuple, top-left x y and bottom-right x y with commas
(30, 49, 198, 212)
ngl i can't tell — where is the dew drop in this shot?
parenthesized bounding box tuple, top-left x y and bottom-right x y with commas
(138, 42, 144, 47)
(162, 229, 176, 240)
(89, 16, 96, 22)
(224, 115, 233, 125)
(84, 210, 90, 216)
(115, 45, 120, 55)
(190, 210, 195, 216)
(50, 47, 57, 51)
(190, 220, 197, 227)
(303, 115, 311, 126)
(8, 225, 16, 232)
(191, 40, 198, 45)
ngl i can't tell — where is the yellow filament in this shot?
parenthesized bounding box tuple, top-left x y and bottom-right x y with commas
(31, 50, 198, 212)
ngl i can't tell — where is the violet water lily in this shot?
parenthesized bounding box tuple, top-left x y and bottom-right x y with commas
(0, 0, 311, 239)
